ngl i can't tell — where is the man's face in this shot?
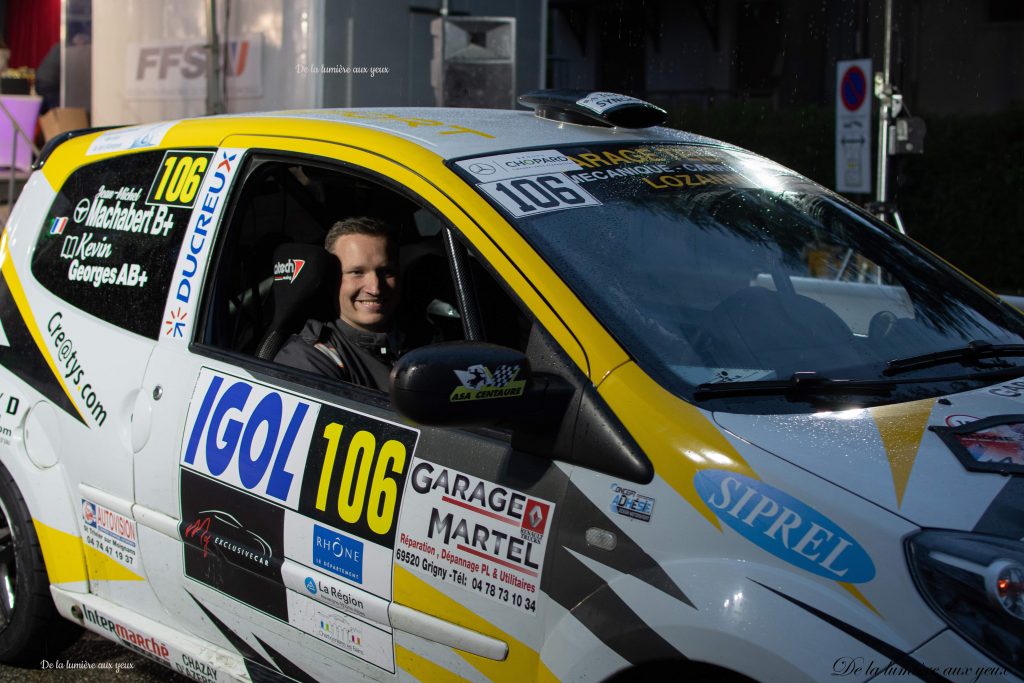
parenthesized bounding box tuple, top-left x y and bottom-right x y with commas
(331, 233, 399, 333)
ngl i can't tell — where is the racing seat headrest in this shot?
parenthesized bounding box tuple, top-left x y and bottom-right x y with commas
(254, 243, 339, 360)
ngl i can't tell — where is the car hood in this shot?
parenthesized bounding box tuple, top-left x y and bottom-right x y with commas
(713, 379, 1024, 539)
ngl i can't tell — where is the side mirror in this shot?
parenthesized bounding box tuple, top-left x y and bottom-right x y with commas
(390, 342, 568, 429)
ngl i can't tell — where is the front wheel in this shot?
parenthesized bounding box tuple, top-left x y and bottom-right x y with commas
(0, 463, 80, 664)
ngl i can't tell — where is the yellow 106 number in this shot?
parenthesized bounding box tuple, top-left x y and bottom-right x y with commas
(315, 423, 408, 536)
(147, 151, 212, 207)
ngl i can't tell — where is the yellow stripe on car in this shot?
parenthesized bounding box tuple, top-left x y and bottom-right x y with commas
(870, 398, 936, 507)
(0, 234, 87, 424)
(396, 645, 476, 683)
(32, 519, 88, 584)
(393, 565, 557, 682)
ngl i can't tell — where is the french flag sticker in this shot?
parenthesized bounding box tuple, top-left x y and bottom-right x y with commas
(49, 217, 68, 235)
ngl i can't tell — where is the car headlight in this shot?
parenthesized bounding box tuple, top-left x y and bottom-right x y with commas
(906, 530, 1023, 678)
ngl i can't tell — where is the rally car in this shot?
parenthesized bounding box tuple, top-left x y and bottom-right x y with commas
(0, 90, 1021, 683)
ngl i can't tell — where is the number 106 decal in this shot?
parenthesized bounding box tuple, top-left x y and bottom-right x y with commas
(479, 172, 601, 217)
(181, 368, 418, 549)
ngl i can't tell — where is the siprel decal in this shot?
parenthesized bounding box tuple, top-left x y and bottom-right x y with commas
(694, 470, 876, 583)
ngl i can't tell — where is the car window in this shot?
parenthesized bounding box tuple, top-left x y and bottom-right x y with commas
(198, 153, 530, 393)
(31, 149, 214, 338)
(451, 143, 1024, 413)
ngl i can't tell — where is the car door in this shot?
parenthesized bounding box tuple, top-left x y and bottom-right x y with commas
(12, 144, 214, 618)
(131, 136, 579, 682)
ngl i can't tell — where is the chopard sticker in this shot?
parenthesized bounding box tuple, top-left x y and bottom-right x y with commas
(455, 150, 582, 181)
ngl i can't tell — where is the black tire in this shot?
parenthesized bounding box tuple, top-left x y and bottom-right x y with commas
(0, 462, 80, 664)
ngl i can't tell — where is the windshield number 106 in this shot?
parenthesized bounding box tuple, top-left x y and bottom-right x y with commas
(480, 173, 600, 217)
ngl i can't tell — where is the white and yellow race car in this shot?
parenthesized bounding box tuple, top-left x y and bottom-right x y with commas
(0, 90, 1021, 682)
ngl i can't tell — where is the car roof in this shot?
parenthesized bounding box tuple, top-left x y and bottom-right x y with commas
(210, 107, 726, 160)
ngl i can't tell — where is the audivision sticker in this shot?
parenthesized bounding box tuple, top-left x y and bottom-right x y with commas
(693, 470, 875, 583)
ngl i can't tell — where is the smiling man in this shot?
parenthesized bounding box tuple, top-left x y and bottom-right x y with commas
(274, 216, 402, 390)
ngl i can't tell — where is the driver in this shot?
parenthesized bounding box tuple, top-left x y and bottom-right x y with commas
(274, 216, 402, 390)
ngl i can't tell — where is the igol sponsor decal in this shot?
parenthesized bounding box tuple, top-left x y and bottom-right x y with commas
(610, 483, 655, 522)
(450, 363, 525, 402)
(82, 606, 170, 661)
(693, 470, 875, 583)
(46, 312, 107, 426)
(273, 258, 305, 283)
(312, 524, 363, 583)
(182, 372, 312, 507)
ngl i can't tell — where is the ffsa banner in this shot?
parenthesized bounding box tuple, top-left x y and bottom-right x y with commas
(124, 35, 263, 100)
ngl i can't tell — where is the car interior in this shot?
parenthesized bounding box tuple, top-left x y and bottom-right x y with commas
(202, 157, 530, 373)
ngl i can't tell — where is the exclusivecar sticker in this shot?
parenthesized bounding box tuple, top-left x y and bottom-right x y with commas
(396, 460, 554, 615)
(694, 470, 876, 583)
(450, 363, 526, 401)
(180, 469, 288, 619)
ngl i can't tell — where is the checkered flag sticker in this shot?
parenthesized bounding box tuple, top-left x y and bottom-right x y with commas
(453, 363, 521, 390)
(490, 364, 520, 387)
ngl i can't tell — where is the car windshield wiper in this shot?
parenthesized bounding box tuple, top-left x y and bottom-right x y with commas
(883, 341, 1024, 376)
(694, 372, 896, 400)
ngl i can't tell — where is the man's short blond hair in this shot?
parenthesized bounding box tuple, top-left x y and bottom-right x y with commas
(324, 216, 394, 252)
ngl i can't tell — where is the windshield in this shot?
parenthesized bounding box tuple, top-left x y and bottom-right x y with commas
(451, 144, 1024, 414)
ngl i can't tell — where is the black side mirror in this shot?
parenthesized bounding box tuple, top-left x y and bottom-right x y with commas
(390, 342, 568, 429)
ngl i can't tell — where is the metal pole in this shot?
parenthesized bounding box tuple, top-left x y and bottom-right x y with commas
(875, 0, 893, 213)
(206, 0, 225, 115)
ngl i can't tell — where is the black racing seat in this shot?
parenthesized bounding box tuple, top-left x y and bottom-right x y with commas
(253, 243, 339, 361)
